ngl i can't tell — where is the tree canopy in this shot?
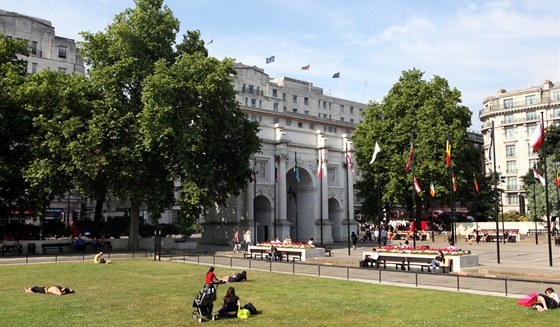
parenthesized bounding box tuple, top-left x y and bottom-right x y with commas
(15, 0, 260, 247)
(352, 68, 489, 223)
(521, 124, 560, 221)
(0, 35, 37, 219)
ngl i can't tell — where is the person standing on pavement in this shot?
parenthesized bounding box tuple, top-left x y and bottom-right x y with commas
(351, 232, 358, 250)
(232, 229, 240, 253)
(243, 229, 252, 251)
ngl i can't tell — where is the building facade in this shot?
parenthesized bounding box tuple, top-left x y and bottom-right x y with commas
(479, 80, 560, 214)
(200, 64, 367, 245)
(0, 10, 85, 75)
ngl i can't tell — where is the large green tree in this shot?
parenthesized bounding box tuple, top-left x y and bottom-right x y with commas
(353, 69, 482, 223)
(0, 35, 38, 219)
(76, 0, 260, 248)
(522, 124, 560, 221)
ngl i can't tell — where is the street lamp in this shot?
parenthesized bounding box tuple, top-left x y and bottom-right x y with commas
(288, 186, 298, 242)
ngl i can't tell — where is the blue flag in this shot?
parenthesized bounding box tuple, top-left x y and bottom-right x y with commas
(294, 153, 300, 183)
(332, 72, 340, 78)
(266, 56, 275, 64)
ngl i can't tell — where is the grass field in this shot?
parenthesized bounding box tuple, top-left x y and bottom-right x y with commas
(0, 259, 553, 326)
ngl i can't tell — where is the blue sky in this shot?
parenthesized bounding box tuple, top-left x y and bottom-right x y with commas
(1, 0, 558, 130)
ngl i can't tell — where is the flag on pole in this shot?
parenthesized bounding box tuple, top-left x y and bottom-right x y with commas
(301, 65, 310, 70)
(452, 172, 457, 192)
(317, 159, 323, 179)
(429, 181, 436, 197)
(207, 38, 213, 45)
(474, 174, 480, 193)
(488, 125, 495, 160)
(556, 170, 560, 187)
(445, 134, 452, 167)
(346, 151, 354, 174)
(529, 119, 544, 151)
(369, 141, 381, 164)
(252, 159, 257, 185)
(414, 176, 422, 194)
(405, 144, 414, 172)
(332, 72, 340, 78)
(533, 168, 546, 186)
(294, 154, 300, 183)
(266, 55, 275, 64)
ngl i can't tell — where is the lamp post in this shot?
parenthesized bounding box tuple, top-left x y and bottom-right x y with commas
(288, 187, 298, 242)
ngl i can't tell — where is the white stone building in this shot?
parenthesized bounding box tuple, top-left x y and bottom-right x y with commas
(0, 10, 85, 75)
(479, 80, 560, 214)
(200, 63, 367, 245)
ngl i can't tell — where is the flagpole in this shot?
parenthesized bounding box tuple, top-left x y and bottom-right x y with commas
(411, 133, 417, 248)
(253, 158, 258, 245)
(294, 152, 299, 243)
(319, 154, 323, 245)
(556, 164, 560, 234)
(274, 156, 278, 239)
(346, 142, 351, 256)
(533, 178, 538, 245)
(491, 121, 501, 263)
(540, 112, 553, 266)
(474, 174, 479, 240)
(377, 160, 382, 247)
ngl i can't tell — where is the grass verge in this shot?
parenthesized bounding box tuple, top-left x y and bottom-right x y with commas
(0, 259, 550, 326)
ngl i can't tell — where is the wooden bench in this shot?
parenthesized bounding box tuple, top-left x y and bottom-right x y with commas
(374, 255, 406, 270)
(403, 257, 432, 272)
(0, 244, 23, 256)
(429, 258, 453, 273)
(42, 243, 72, 254)
(527, 229, 548, 236)
(316, 246, 333, 257)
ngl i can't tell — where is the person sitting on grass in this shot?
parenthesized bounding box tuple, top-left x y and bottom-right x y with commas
(535, 287, 559, 312)
(205, 266, 224, 284)
(220, 271, 248, 283)
(25, 285, 76, 295)
(218, 287, 241, 318)
(93, 251, 111, 264)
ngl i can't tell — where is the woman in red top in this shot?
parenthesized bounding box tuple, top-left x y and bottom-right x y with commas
(205, 267, 223, 284)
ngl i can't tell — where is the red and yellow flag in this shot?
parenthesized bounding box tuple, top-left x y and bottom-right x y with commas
(452, 172, 457, 192)
(445, 134, 452, 168)
(556, 170, 560, 187)
(405, 144, 414, 172)
(474, 175, 480, 193)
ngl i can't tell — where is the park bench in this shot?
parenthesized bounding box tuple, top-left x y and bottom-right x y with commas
(1, 244, 23, 256)
(42, 242, 72, 254)
(527, 229, 548, 236)
(402, 256, 432, 272)
(316, 246, 333, 257)
(373, 255, 406, 270)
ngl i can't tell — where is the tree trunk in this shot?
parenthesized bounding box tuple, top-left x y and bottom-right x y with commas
(128, 200, 141, 250)
(94, 199, 104, 223)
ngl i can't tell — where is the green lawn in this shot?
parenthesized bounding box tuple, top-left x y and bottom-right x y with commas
(0, 259, 551, 326)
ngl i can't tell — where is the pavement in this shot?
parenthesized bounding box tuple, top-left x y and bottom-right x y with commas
(196, 234, 560, 282)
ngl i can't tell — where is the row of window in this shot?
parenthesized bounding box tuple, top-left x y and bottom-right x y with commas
(249, 114, 351, 134)
(503, 91, 560, 108)
(505, 159, 538, 174)
(505, 143, 537, 157)
(28, 62, 67, 74)
(243, 84, 362, 115)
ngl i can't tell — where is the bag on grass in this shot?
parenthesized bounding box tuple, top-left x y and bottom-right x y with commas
(237, 308, 251, 319)
(243, 302, 258, 315)
(517, 292, 538, 307)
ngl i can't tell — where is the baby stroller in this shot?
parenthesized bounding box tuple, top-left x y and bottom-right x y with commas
(192, 283, 218, 322)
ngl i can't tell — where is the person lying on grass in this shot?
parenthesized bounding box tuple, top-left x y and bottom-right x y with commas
(25, 286, 76, 295)
(219, 271, 248, 283)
